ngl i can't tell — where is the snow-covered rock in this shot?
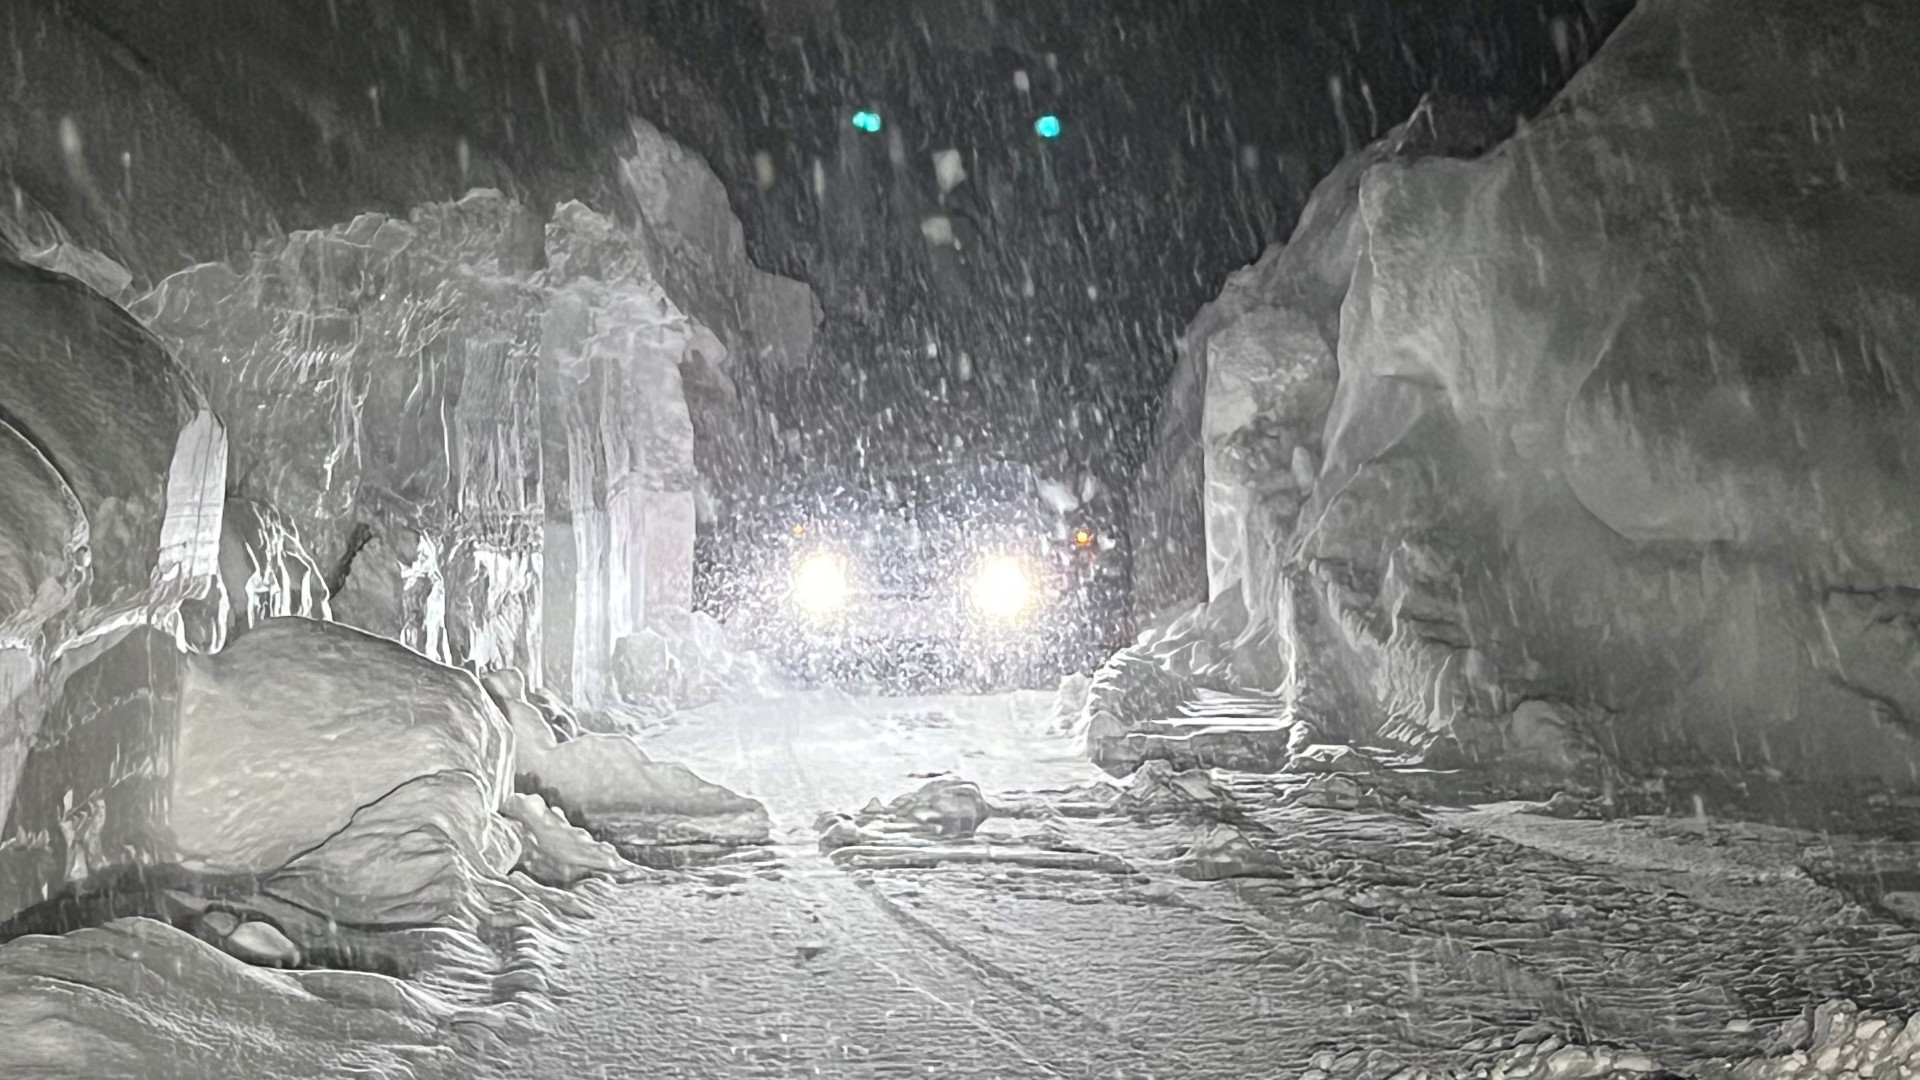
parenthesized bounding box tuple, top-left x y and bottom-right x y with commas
(853, 779, 993, 839)
(1165, 0, 1920, 795)
(1124, 760, 1234, 814)
(0, 615, 526, 931)
(477, 660, 767, 852)
(526, 745, 770, 853)
(264, 771, 522, 929)
(173, 618, 514, 925)
(1070, 586, 1306, 776)
(1175, 824, 1290, 882)
(222, 921, 300, 968)
(1286, 744, 1377, 776)
(500, 792, 629, 887)
(1045, 672, 1092, 734)
(1280, 774, 1367, 811)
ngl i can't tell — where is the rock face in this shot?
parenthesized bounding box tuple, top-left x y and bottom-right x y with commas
(0, 252, 227, 650)
(1132, 96, 1516, 631)
(0, 252, 231, 921)
(524, 747, 770, 856)
(130, 179, 805, 711)
(538, 198, 710, 707)
(1168, 0, 1920, 798)
(214, 497, 331, 637)
(617, 119, 819, 499)
(135, 193, 553, 674)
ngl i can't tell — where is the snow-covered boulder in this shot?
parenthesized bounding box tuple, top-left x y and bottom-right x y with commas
(172, 618, 515, 926)
(1124, 760, 1235, 815)
(221, 921, 301, 968)
(0, 617, 521, 930)
(853, 779, 992, 839)
(1069, 584, 1304, 775)
(1175, 824, 1290, 882)
(0, 917, 452, 1080)
(262, 770, 521, 928)
(1045, 672, 1092, 734)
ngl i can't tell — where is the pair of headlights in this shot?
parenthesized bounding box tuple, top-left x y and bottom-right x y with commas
(790, 551, 1036, 619)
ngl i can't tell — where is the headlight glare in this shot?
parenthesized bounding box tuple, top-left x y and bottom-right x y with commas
(967, 555, 1033, 619)
(792, 552, 849, 616)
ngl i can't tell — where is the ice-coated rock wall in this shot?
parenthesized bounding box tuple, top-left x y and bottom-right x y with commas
(126, 183, 765, 707)
(135, 192, 547, 671)
(0, 254, 232, 916)
(1129, 97, 1515, 629)
(0, 110, 809, 928)
(1170, 0, 1920, 796)
(614, 118, 821, 521)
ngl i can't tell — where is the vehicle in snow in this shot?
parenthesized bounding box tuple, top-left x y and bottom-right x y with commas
(700, 462, 1131, 690)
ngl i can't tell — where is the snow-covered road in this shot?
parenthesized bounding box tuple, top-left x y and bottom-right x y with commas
(476, 690, 1920, 1080)
(481, 691, 1325, 1078)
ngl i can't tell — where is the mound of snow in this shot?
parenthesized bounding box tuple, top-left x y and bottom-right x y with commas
(500, 793, 629, 887)
(610, 610, 783, 721)
(479, 660, 769, 853)
(173, 618, 514, 926)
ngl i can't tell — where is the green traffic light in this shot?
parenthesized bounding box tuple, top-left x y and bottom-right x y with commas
(1034, 114, 1061, 138)
(852, 110, 883, 133)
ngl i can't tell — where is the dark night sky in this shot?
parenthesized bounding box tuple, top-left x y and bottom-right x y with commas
(631, 0, 1621, 490)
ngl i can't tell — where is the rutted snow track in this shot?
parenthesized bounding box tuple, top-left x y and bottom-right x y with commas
(478, 691, 1920, 1080)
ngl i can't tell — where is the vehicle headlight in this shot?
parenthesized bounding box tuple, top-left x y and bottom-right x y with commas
(791, 552, 849, 616)
(967, 555, 1034, 619)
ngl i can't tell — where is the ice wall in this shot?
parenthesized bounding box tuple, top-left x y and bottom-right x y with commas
(0, 133, 810, 928)
(1174, 0, 1920, 797)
